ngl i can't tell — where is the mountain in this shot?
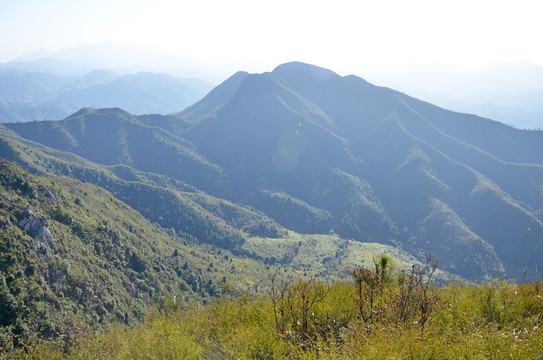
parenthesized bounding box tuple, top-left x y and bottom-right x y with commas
(0, 119, 419, 279)
(0, 57, 96, 77)
(371, 62, 543, 129)
(2, 62, 543, 281)
(8, 42, 228, 82)
(11, 49, 52, 62)
(174, 62, 543, 279)
(0, 70, 75, 104)
(54, 72, 211, 114)
(0, 69, 212, 122)
(439, 89, 543, 130)
(5, 156, 410, 342)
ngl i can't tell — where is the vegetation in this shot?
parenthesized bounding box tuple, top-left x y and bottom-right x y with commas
(0, 160, 453, 353)
(0, 159, 290, 348)
(2, 262, 542, 359)
(0, 129, 286, 251)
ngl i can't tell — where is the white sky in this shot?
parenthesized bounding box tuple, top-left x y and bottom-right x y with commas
(1, 0, 543, 76)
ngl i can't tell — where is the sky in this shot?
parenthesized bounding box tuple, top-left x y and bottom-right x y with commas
(1, 0, 543, 78)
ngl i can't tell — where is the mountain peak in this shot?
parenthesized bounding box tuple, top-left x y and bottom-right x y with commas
(272, 62, 339, 84)
(64, 107, 133, 120)
(177, 70, 249, 120)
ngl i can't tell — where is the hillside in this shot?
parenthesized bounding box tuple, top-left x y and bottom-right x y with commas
(2, 62, 543, 281)
(0, 126, 423, 280)
(1, 156, 440, 350)
(0, 159, 294, 340)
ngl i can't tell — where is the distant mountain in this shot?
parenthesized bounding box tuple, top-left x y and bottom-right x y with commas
(12, 48, 52, 62)
(9, 42, 237, 83)
(371, 62, 543, 129)
(78, 68, 119, 87)
(48, 42, 180, 71)
(0, 69, 212, 122)
(2, 62, 543, 281)
(438, 89, 543, 130)
(0, 69, 75, 103)
(0, 100, 75, 122)
(0, 57, 96, 77)
(54, 72, 211, 114)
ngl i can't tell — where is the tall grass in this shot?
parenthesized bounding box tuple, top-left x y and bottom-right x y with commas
(3, 280, 542, 359)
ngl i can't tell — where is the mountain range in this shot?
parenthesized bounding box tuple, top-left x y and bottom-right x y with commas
(5, 43, 543, 129)
(0, 67, 212, 122)
(371, 62, 543, 129)
(1, 61, 542, 284)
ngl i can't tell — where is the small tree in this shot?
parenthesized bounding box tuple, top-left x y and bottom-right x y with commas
(392, 255, 440, 332)
(350, 267, 385, 325)
(373, 253, 394, 283)
(270, 276, 328, 348)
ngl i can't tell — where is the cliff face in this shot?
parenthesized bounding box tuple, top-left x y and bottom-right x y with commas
(18, 206, 53, 261)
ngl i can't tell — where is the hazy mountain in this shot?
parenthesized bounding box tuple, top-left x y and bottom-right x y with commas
(439, 89, 543, 130)
(78, 68, 119, 87)
(0, 69, 75, 103)
(0, 69, 212, 122)
(370, 62, 543, 129)
(11, 48, 52, 62)
(0, 100, 75, 122)
(2, 62, 543, 281)
(48, 42, 183, 71)
(0, 57, 96, 77)
(54, 72, 212, 114)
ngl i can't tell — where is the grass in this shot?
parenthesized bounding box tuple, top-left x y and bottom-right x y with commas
(6, 273, 541, 359)
(243, 231, 460, 282)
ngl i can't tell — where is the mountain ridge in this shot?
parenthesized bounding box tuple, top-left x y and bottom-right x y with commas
(0, 69, 213, 123)
(2, 61, 542, 281)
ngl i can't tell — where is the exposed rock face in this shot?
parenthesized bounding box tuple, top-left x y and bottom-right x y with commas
(38, 183, 58, 205)
(0, 192, 11, 204)
(17, 207, 53, 261)
(45, 189, 57, 205)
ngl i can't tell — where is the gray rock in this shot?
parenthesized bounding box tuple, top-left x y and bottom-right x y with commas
(17, 207, 53, 261)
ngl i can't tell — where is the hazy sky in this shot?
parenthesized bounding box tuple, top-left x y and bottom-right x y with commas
(1, 0, 543, 76)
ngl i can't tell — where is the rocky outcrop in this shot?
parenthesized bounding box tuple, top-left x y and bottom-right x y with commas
(17, 207, 53, 261)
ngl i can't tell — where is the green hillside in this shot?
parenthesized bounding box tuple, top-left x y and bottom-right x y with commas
(0, 159, 285, 341)
(0, 159, 439, 351)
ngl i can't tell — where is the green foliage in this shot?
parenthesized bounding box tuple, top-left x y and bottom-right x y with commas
(6, 275, 542, 359)
(0, 160, 282, 350)
(373, 253, 394, 282)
